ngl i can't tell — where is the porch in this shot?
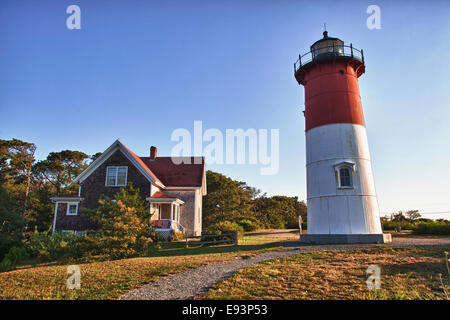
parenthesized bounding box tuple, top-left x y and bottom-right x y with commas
(146, 192, 186, 239)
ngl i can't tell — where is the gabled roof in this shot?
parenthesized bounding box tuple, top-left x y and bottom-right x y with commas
(73, 140, 163, 187)
(121, 143, 162, 184)
(73, 140, 206, 194)
(140, 157, 204, 187)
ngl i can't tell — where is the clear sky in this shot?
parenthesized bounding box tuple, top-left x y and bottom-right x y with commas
(1, 0, 449, 219)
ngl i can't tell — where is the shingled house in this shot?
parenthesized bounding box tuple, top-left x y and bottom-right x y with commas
(51, 140, 206, 237)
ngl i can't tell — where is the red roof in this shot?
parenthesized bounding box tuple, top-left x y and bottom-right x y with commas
(120, 143, 163, 184)
(140, 156, 204, 187)
(149, 191, 177, 199)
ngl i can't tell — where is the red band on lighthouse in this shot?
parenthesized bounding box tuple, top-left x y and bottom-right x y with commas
(302, 60, 365, 131)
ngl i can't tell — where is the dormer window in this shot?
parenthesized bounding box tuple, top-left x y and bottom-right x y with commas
(106, 166, 128, 186)
(334, 162, 355, 189)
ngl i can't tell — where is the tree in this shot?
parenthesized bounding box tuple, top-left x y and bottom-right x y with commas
(391, 211, 407, 222)
(203, 170, 307, 230)
(0, 186, 22, 259)
(90, 152, 102, 162)
(33, 150, 88, 195)
(0, 139, 36, 236)
(405, 210, 421, 221)
(81, 183, 153, 259)
(203, 171, 253, 227)
(253, 196, 305, 229)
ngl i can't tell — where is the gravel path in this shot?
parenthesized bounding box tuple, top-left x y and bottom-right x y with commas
(119, 249, 298, 300)
(119, 237, 450, 300)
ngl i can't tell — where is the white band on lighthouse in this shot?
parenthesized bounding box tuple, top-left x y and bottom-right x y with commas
(305, 123, 382, 235)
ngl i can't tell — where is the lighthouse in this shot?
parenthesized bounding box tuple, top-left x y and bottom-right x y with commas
(294, 31, 391, 244)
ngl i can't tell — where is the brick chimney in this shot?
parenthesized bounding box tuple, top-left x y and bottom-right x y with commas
(150, 146, 157, 160)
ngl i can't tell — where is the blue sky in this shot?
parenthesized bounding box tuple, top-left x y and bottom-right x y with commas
(1, 0, 450, 219)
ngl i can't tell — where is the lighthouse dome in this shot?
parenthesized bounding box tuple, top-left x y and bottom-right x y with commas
(310, 31, 344, 60)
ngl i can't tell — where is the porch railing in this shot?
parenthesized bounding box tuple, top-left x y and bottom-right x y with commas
(172, 220, 186, 234)
(152, 219, 187, 234)
(152, 219, 172, 229)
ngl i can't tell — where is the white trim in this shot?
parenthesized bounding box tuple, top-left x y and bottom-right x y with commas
(164, 186, 202, 191)
(52, 202, 59, 234)
(51, 197, 83, 202)
(201, 161, 207, 195)
(334, 161, 356, 189)
(105, 166, 128, 187)
(146, 197, 185, 205)
(61, 230, 85, 236)
(66, 203, 79, 216)
(165, 186, 202, 189)
(194, 187, 198, 232)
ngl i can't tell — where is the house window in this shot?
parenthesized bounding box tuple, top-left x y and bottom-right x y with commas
(106, 166, 128, 186)
(67, 203, 78, 216)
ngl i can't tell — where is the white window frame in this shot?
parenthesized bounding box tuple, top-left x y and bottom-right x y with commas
(62, 230, 85, 236)
(105, 166, 128, 187)
(334, 162, 355, 189)
(66, 202, 79, 216)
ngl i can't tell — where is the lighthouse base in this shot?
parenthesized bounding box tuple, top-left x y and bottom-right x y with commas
(299, 233, 392, 245)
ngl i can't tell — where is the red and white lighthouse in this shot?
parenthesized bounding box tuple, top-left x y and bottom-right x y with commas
(294, 31, 391, 244)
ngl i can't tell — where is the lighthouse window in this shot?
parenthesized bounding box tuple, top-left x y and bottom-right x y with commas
(339, 168, 352, 187)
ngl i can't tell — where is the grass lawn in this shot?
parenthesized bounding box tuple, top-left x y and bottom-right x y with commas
(0, 238, 282, 300)
(146, 231, 296, 258)
(196, 246, 450, 300)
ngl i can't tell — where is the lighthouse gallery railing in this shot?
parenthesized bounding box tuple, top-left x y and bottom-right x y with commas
(294, 44, 364, 73)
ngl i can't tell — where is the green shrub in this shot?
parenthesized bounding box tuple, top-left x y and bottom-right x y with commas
(26, 230, 82, 262)
(0, 246, 31, 273)
(203, 221, 243, 241)
(3, 246, 29, 265)
(0, 237, 20, 262)
(168, 231, 186, 242)
(412, 221, 450, 235)
(237, 219, 259, 232)
(382, 220, 415, 231)
(81, 183, 154, 259)
(0, 258, 14, 273)
(0, 246, 30, 272)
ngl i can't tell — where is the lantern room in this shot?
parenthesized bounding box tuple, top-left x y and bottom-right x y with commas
(311, 31, 344, 60)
